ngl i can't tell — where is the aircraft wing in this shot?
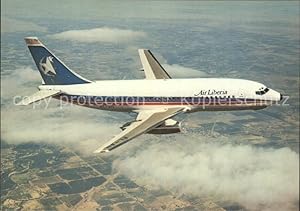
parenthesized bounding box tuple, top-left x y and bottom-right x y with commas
(94, 107, 184, 153)
(16, 90, 61, 105)
(138, 49, 171, 80)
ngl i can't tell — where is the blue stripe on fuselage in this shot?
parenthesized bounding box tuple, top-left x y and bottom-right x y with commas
(57, 94, 270, 104)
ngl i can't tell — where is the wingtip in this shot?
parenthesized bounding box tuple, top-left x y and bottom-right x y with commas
(93, 149, 110, 154)
(138, 49, 149, 52)
(16, 102, 25, 106)
(15, 100, 29, 106)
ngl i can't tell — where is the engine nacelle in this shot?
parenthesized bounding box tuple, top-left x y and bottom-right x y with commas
(120, 118, 181, 134)
(147, 119, 181, 134)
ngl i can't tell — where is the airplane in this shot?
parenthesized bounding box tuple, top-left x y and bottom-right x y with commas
(17, 37, 283, 153)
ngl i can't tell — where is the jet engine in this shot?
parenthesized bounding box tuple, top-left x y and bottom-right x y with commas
(120, 118, 181, 134)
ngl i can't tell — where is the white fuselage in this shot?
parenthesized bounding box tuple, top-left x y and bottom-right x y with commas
(42, 78, 282, 113)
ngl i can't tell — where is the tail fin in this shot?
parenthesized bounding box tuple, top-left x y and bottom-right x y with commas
(25, 37, 91, 85)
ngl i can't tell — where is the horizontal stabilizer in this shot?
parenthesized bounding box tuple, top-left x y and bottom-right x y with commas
(16, 90, 61, 105)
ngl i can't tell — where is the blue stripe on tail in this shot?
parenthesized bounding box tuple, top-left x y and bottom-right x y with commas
(26, 38, 91, 85)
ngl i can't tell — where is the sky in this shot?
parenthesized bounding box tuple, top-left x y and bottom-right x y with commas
(1, 1, 299, 210)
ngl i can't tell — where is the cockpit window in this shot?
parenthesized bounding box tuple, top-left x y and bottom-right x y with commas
(256, 87, 269, 95)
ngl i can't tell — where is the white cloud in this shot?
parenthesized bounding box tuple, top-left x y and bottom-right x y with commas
(1, 18, 47, 33)
(1, 105, 119, 154)
(163, 64, 208, 78)
(1, 66, 121, 155)
(114, 137, 299, 211)
(1, 67, 41, 100)
(50, 27, 146, 43)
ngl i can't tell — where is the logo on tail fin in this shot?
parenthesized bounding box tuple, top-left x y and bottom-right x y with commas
(39, 56, 56, 76)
